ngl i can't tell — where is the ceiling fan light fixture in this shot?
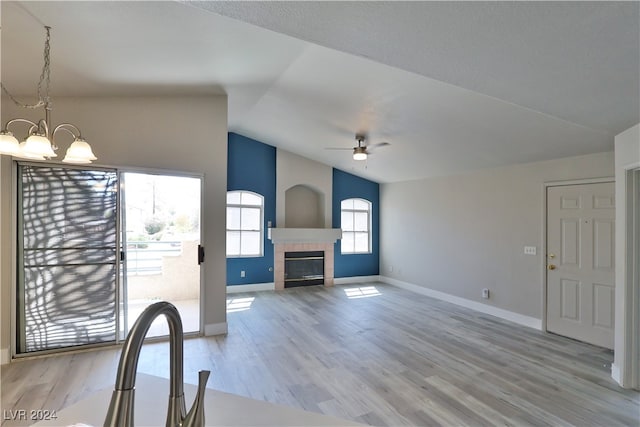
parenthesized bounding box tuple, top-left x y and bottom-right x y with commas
(353, 146, 368, 161)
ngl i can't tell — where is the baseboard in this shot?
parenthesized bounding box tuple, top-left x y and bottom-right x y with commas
(380, 276, 542, 330)
(334, 275, 381, 285)
(1, 347, 10, 365)
(226, 282, 275, 293)
(204, 322, 228, 336)
(227, 278, 383, 290)
(611, 363, 623, 386)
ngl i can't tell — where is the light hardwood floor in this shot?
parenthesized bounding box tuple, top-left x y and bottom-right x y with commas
(2, 282, 639, 426)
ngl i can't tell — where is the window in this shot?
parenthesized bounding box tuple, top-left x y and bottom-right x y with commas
(226, 191, 264, 257)
(340, 198, 371, 254)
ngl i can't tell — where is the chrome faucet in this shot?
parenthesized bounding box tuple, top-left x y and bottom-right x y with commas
(104, 301, 210, 427)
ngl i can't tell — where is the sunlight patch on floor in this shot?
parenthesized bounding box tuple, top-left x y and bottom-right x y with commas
(344, 286, 382, 299)
(226, 297, 255, 313)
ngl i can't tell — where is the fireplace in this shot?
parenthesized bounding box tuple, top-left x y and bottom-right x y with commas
(285, 251, 324, 287)
(269, 228, 341, 290)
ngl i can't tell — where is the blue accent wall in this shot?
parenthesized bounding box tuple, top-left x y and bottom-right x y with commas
(227, 133, 276, 285)
(332, 168, 380, 277)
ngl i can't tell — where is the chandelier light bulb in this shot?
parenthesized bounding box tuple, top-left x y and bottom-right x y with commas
(0, 131, 21, 155)
(22, 134, 57, 158)
(63, 138, 97, 163)
(18, 141, 46, 160)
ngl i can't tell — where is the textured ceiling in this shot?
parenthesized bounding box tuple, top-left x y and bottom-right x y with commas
(2, 1, 638, 183)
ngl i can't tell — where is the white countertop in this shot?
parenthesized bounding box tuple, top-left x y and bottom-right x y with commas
(33, 374, 362, 427)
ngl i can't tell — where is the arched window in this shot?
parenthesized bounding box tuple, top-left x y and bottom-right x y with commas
(226, 190, 264, 257)
(340, 198, 372, 254)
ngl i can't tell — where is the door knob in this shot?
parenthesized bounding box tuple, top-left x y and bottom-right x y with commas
(548, 264, 557, 270)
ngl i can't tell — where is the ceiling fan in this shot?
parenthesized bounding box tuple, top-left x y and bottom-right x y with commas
(326, 133, 390, 161)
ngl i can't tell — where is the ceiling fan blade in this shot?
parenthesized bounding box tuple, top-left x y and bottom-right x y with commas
(325, 147, 354, 151)
(368, 141, 390, 149)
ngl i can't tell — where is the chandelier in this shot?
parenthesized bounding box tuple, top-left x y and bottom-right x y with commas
(0, 26, 97, 163)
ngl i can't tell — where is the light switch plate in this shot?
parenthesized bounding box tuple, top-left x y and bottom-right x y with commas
(524, 246, 537, 255)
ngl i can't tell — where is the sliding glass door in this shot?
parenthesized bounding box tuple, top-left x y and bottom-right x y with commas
(17, 164, 119, 353)
(121, 172, 201, 338)
(16, 164, 202, 355)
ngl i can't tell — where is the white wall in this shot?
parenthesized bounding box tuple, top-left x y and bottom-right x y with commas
(285, 185, 324, 228)
(0, 156, 5, 364)
(380, 151, 614, 320)
(276, 149, 332, 227)
(0, 153, 11, 362)
(1, 95, 228, 359)
(613, 123, 640, 388)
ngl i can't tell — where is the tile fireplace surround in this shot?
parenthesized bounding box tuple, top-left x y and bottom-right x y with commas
(269, 228, 342, 290)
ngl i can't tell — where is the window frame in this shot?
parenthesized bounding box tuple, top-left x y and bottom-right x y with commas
(226, 190, 265, 258)
(340, 198, 372, 255)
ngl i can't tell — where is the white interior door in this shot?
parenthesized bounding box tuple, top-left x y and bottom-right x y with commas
(546, 182, 615, 349)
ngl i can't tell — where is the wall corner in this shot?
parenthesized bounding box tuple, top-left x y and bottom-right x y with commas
(1, 347, 10, 365)
(204, 322, 228, 337)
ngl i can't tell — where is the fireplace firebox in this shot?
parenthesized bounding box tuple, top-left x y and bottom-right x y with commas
(284, 251, 324, 287)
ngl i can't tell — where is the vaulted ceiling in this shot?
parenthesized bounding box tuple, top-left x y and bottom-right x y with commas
(2, 1, 638, 183)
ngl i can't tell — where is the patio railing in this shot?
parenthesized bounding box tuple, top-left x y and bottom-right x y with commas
(125, 241, 182, 275)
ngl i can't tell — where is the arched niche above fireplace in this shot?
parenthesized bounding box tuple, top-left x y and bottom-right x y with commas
(285, 184, 324, 228)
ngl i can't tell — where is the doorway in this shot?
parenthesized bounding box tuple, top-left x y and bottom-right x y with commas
(121, 172, 202, 338)
(546, 181, 615, 349)
(15, 165, 202, 356)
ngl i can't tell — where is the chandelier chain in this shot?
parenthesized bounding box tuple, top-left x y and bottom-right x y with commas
(0, 26, 51, 110)
(38, 26, 52, 103)
(0, 25, 96, 163)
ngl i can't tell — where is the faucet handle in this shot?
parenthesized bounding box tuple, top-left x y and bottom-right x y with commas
(183, 370, 211, 427)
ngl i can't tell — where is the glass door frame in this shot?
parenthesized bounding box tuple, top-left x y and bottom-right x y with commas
(10, 161, 204, 359)
(118, 167, 204, 340)
(12, 161, 121, 358)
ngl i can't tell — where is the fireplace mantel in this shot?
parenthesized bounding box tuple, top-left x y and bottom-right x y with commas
(268, 228, 342, 244)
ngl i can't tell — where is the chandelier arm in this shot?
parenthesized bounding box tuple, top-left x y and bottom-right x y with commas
(53, 123, 82, 139)
(4, 118, 40, 132)
(36, 119, 50, 138)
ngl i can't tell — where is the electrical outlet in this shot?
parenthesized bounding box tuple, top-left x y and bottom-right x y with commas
(524, 246, 537, 255)
(240, 270, 246, 278)
(389, 265, 394, 272)
(482, 288, 490, 299)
